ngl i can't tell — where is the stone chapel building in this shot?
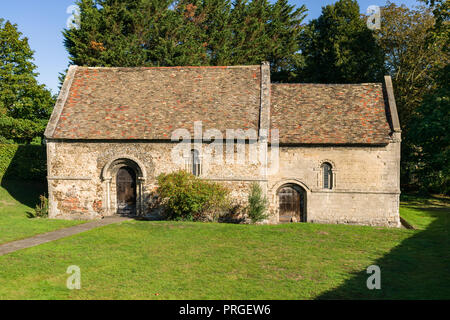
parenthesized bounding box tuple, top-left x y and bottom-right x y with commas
(44, 62, 401, 227)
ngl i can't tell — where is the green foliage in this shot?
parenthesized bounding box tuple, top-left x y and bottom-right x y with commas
(63, 0, 306, 81)
(408, 66, 450, 195)
(376, 3, 446, 131)
(32, 194, 49, 218)
(247, 182, 268, 223)
(420, 0, 449, 48)
(376, 2, 449, 194)
(0, 144, 47, 182)
(0, 116, 46, 144)
(0, 19, 55, 143)
(157, 170, 230, 221)
(297, 0, 384, 83)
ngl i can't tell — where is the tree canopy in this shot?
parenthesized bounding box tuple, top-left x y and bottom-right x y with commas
(0, 19, 55, 144)
(404, 0, 450, 194)
(408, 65, 449, 194)
(296, 0, 384, 83)
(63, 0, 307, 82)
(375, 2, 447, 131)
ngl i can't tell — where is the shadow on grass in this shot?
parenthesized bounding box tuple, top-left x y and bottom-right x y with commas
(401, 193, 450, 206)
(317, 206, 450, 299)
(0, 145, 47, 209)
(1, 179, 46, 209)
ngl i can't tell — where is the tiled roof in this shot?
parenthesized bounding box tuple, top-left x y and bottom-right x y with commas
(48, 66, 262, 139)
(46, 65, 395, 144)
(270, 83, 392, 144)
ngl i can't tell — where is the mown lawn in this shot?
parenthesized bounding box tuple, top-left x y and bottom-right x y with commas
(0, 180, 84, 244)
(400, 194, 450, 230)
(0, 191, 448, 300)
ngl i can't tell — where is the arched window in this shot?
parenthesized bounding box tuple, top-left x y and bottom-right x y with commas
(322, 163, 333, 189)
(191, 149, 201, 176)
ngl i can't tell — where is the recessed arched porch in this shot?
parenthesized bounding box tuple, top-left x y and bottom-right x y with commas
(101, 156, 146, 216)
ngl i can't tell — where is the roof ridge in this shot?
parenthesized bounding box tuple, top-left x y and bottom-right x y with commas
(271, 82, 383, 86)
(74, 65, 261, 70)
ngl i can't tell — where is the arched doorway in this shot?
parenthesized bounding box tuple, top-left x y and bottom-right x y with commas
(278, 184, 306, 223)
(116, 166, 137, 215)
(102, 156, 146, 216)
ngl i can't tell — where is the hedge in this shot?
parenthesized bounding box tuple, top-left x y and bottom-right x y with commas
(0, 116, 47, 144)
(0, 144, 47, 182)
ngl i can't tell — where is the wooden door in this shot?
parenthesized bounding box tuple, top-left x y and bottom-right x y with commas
(116, 167, 136, 215)
(278, 186, 301, 223)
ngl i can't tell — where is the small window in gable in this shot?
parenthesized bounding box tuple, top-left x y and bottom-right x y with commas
(323, 162, 333, 189)
(191, 149, 201, 177)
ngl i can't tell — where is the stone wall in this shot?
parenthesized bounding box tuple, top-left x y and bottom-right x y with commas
(267, 133, 401, 227)
(47, 134, 400, 227)
(46, 140, 264, 220)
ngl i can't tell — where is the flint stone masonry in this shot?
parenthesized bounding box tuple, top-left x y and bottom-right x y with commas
(46, 141, 262, 219)
(45, 63, 401, 227)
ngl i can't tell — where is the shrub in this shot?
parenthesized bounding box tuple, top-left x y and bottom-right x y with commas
(247, 183, 268, 223)
(33, 194, 48, 218)
(157, 171, 231, 221)
(0, 116, 47, 144)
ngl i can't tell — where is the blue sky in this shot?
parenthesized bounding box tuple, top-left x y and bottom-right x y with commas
(1, 0, 421, 94)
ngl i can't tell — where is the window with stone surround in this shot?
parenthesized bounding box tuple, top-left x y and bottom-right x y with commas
(190, 149, 201, 177)
(322, 162, 333, 189)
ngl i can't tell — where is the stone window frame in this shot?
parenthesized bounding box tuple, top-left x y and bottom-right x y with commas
(184, 148, 203, 177)
(322, 162, 333, 189)
(316, 159, 337, 190)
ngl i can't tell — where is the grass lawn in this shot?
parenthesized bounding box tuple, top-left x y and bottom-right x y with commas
(0, 180, 85, 244)
(400, 194, 450, 230)
(0, 190, 448, 300)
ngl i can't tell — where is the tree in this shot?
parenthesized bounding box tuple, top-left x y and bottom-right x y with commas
(408, 65, 449, 195)
(228, 0, 306, 81)
(0, 19, 55, 143)
(62, 0, 306, 81)
(247, 182, 268, 223)
(375, 2, 447, 130)
(404, 0, 449, 194)
(421, 0, 449, 47)
(64, 0, 156, 67)
(297, 0, 384, 83)
(375, 3, 448, 193)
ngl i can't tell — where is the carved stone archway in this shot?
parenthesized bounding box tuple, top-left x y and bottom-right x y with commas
(102, 156, 146, 216)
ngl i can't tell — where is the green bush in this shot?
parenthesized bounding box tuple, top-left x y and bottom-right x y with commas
(0, 144, 47, 182)
(157, 171, 231, 222)
(0, 116, 47, 144)
(32, 194, 48, 218)
(247, 183, 269, 223)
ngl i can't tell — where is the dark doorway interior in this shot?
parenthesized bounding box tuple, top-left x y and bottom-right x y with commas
(116, 166, 137, 215)
(278, 184, 306, 223)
